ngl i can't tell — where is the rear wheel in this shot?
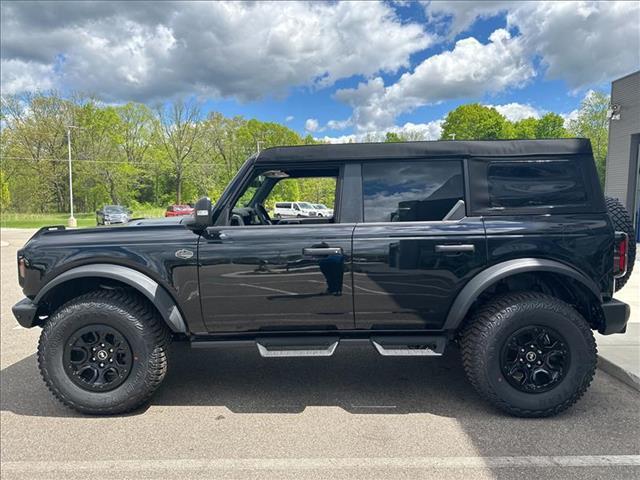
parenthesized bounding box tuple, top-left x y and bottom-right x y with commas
(605, 196, 636, 290)
(460, 292, 596, 417)
(38, 290, 170, 414)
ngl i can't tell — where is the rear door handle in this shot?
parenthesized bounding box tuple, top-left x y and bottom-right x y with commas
(303, 247, 343, 256)
(435, 244, 475, 253)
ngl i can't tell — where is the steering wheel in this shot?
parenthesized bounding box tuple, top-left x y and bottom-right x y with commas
(254, 204, 272, 225)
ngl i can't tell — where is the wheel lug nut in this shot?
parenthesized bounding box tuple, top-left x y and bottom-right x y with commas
(109, 349, 113, 353)
(520, 358, 524, 362)
(520, 348, 525, 352)
(101, 343, 105, 347)
(109, 359, 113, 362)
(91, 357, 96, 361)
(537, 350, 542, 354)
(92, 347, 96, 351)
(537, 361, 542, 365)
(527, 363, 531, 368)
(100, 363, 104, 367)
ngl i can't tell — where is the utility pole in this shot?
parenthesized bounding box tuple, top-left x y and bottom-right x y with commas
(256, 140, 264, 153)
(66, 126, 80, 227)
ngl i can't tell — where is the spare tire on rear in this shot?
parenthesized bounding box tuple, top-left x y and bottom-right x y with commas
(605, 196, 636, 290)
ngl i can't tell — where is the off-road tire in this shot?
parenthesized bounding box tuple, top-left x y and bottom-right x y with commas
(37, 290, 170, 415)
(460, 292, 597, 417)
(605, 196, 636, 290)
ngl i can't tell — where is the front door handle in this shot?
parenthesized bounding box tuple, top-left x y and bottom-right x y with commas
(435, 244, 475, 253)
(303, 247, 343, 256)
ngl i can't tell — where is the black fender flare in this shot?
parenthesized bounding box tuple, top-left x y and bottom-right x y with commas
(443, 258, 602, 330)
(35, 264, 187, 333)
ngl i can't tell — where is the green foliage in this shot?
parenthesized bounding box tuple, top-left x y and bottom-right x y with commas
(0, 169, 10, 209)
(567, 91, 610, 186)
(1, 92, 326, 215)
(0, 91, 609, 217)
(512, 118, 538, 139)
(440, 104, 508, 140)
(535, 113, 568, 138)
(384, 132, 404, 142)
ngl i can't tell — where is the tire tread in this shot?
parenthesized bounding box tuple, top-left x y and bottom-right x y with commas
(37, 289, 170, 415)
(460, 292, 597, 417)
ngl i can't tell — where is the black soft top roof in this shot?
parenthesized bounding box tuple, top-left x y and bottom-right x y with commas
(256, 139, 592, 163)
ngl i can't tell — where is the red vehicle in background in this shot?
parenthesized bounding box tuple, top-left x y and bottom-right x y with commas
(165, 204, 194, 217)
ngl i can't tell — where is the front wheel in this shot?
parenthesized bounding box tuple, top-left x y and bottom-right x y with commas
(460, 292, 596, 417)
(37, 290, 170, 415)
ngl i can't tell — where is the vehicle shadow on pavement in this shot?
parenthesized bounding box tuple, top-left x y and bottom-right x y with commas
(1, 344, 495, 418)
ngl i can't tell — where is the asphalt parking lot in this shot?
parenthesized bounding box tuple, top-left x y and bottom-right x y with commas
(1, 228, 639, 480)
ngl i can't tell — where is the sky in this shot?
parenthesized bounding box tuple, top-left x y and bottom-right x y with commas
(1, 1, 639, 142)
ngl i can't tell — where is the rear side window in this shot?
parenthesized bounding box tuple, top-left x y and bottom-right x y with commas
(362, 160, 464, 223)
(487, 160, 586, 209)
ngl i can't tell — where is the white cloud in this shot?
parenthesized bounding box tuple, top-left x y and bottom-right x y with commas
(507, 2, 640, 89)
(326, 118, 352, 131)
(488, 103, 542, 121)
(0, 1, 433, 102)
(422, 1, 511, 37)
(319, 119, 443, 143)
(561, 109, 580, 128)
(285, 115, 294, 122)
(0, 59, 56, 94)
(560, 89, 599, 128)
(335, 29, 534, 131)
(304, 118, 319, 133)
(424, 1, 640, 89)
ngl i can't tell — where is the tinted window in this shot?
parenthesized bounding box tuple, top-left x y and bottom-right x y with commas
(363, 161, 464, 223)
(487, 160, 586, 208)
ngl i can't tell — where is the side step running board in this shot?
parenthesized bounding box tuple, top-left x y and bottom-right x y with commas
(190, 335, 447, 357)
(256, 337, 339, 357)
(371, 336, 446, 356)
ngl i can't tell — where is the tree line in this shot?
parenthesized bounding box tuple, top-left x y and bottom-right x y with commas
(0, 91, 609, 214)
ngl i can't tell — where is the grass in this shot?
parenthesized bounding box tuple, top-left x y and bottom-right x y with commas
(0, 208, 166, 229)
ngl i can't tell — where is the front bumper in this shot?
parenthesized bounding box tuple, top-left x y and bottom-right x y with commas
(599, 299, 631, 335)
(12, 298, 38, 328)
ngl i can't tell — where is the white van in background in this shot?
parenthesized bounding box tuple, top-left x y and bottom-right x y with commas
(273, 202, 318, 219)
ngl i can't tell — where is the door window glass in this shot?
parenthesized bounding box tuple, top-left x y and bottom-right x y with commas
(229, 170, 338, 225)
(362, 161, 463, 222)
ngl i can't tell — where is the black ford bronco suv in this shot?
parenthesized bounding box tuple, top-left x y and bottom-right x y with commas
(13, 139, 635, 417)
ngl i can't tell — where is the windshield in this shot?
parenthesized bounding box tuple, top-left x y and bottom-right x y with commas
(298, 202, 313, 209)
(104, 205, 125, 213)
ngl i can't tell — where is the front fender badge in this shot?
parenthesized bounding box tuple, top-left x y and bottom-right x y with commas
(175, 249, 194, 259)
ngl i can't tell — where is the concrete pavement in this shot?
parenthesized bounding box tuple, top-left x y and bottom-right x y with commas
(596, 265, 640, 390)
(1, 228, 639, 480)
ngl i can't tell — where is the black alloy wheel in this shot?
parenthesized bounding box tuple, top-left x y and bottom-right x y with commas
(63, 324, 133, 392)
(500, 325, 570, 393)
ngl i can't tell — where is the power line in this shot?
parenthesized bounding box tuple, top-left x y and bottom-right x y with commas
(1, 156, 221, 167)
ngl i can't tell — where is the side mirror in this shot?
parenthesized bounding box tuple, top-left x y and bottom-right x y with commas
(96, 210, 101, 215)
(185, 196, 213, 231)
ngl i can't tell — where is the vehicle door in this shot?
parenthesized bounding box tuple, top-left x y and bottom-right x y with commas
(352, 159, 488, 330)
(198, 164, 358, 333)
